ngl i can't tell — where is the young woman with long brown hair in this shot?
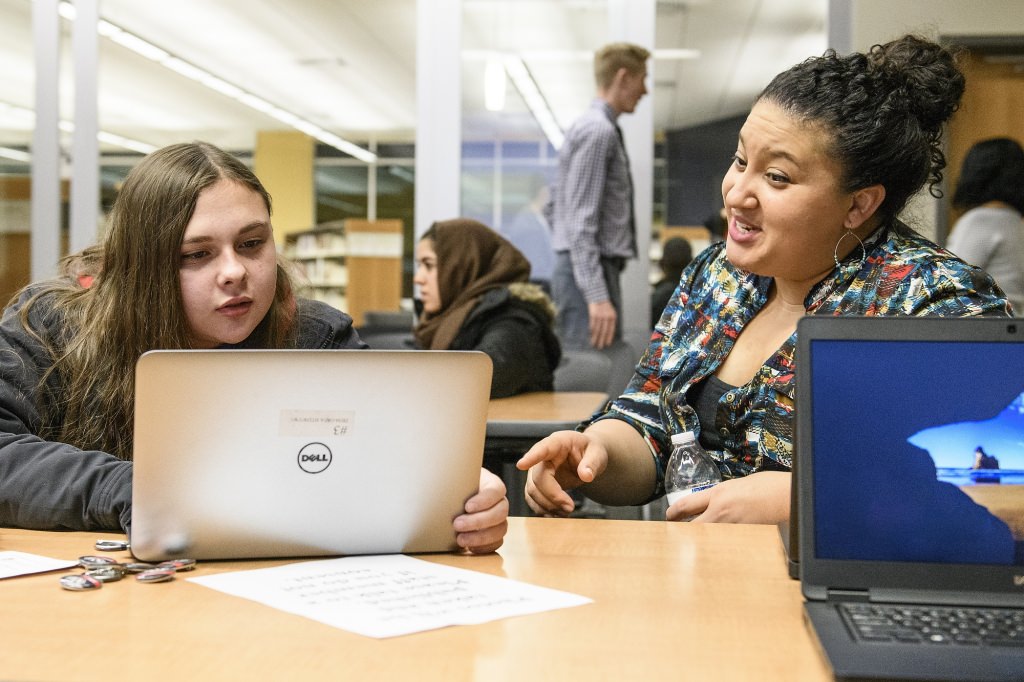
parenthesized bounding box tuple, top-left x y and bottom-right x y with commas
(0, 142, 507, 553)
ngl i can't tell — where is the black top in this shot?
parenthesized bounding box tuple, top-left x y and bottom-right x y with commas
(449, 287, 562, 398)
(688, 373, 734, 452)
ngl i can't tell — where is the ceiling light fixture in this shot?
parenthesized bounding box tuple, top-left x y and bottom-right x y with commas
(463, 48, 700, 62)
(0, 99, 157, 157)
(57, 2, 377, 164)
(464, 45, 698, 151)
(0, 147, 31, 163)
(484, 56, 507, 112)
(504, 56, 564, 150)
(654, 48, 700, 60)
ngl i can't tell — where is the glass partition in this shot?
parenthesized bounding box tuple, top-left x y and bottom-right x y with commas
(0, 1, 39, 303)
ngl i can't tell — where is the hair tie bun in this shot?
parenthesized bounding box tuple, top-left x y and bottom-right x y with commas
(867, 35, 964, 134)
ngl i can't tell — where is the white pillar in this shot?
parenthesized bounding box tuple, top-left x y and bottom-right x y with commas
(608, 0, 655, 350)
(71, 0, 100, 253)
(31, 0, 61, 280)
(414, 0, 461, 239)
(827, 0, 853, 53)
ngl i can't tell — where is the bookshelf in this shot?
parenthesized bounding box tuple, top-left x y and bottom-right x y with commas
(283, 219, 403, 326)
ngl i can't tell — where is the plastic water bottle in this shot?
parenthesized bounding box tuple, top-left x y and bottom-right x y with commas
(665, 431, 722, 505)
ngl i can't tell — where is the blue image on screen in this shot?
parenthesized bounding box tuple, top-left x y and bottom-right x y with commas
(910, 392, 1024, 485)
(810, 340, 1024, 566)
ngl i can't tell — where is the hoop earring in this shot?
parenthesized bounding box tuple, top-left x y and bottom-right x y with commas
(834, 229, 866, 270)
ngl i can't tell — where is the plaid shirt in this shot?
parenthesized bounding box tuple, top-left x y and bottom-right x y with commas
(548, 99, 635, 303)
(593, 221, 1011, 495)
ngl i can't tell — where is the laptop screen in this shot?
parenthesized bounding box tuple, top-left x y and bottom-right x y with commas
(806, 334, 1024, 569)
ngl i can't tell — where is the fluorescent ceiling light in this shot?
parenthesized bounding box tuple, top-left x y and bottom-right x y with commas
(466, 45, 697, 150)
(504, 56, 563, 150)
(1, 100, 157, 156)
(464, 48, 700, 62)
(484, 57, 507, 111)
(655, 48, 700, 60)
(0, 101, 36, 126)
(96, 131, 159, 155)
(57, 2, 377, 164)
(0, 147, 31, 163)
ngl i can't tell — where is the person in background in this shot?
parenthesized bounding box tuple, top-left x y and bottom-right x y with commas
(650, 236, 693, 328)
(947, 137, 1024, 314)
(414, 218, 561, 399)
(0, 142, 508, 554)
(501, 183, 555, 292)
(547, 42, 650, 350)
(518, 35, 1010, 523)
(703, 207, 727, 244)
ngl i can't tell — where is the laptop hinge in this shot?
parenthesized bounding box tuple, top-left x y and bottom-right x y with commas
(825, 588, 870, 602)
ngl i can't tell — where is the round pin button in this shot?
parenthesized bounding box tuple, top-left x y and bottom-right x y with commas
(86, 565, 125, 583)
(78, 555, 118, 568)
(95, 539, 130, 552)
(122, 562, 157, 574)
(60, 574, 102, 591)
(158, 559, 196, 572)
(136, 568, 176, 584)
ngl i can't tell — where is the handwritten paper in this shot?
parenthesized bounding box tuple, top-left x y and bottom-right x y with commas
(188, 554, 591, 638)
(0, 551, 78, 579)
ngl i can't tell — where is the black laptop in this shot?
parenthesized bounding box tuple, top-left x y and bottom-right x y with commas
(796, 316, 1024, 682)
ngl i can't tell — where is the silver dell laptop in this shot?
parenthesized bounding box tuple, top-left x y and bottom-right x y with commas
(796, 316, 1024, 681)
(130, 349, 492, 562)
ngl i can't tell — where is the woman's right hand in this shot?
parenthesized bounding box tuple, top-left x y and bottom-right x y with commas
(516, 430, 609, 516)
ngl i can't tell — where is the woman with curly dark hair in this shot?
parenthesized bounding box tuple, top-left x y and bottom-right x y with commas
(519, 35, 1011, 523)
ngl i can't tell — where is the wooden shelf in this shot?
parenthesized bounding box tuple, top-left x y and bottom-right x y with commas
(283, 219, 402, 326)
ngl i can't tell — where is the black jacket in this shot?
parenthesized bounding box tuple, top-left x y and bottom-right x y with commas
(449, 287, 561, 398)
(0, 292, 363, 532)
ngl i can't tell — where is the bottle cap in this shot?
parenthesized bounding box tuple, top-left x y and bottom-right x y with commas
(670, 431, 697, 445)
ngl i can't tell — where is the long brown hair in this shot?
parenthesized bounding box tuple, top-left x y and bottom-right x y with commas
(20, 141, 297, 459)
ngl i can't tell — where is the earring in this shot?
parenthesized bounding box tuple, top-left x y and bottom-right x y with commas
(833, 229, 866, 270)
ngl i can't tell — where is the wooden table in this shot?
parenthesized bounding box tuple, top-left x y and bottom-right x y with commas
(486, 390, 608, 440)
(0, 519, 831, 681)
(485, 391, 609, 515)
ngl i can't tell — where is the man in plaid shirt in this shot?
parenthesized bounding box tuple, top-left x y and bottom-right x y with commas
(547, 42, 650, 350)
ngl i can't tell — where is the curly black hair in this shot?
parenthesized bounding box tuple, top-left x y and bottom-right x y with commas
(757, 34, 965, 225)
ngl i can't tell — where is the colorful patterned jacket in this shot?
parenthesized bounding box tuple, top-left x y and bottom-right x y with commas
(595, 221, 1011, 495)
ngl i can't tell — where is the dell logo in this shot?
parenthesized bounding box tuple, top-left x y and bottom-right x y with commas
(1014, 575, 1024, 587)
(297, 442, 332, 474)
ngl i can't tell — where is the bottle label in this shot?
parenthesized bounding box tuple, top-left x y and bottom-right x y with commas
(665, 482, 717, 505)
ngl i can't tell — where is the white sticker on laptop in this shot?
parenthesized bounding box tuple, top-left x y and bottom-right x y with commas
(280, 410, 355, 438)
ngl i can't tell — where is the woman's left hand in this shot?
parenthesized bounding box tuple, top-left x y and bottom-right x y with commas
(666, 471, 791, 524)
(453, 469, 510, 553)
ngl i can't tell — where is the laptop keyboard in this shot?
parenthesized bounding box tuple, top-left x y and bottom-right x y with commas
(841, 603, 1024, 647)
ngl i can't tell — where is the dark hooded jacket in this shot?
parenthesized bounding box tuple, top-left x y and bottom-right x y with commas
(449, 285, 561, 398)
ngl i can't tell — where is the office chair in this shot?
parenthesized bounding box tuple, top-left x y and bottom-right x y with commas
(553, 350, 613, 393)
(361, 309, 415, 331)
(356, 309, 416, 350)
(600, 339, 641, 397)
